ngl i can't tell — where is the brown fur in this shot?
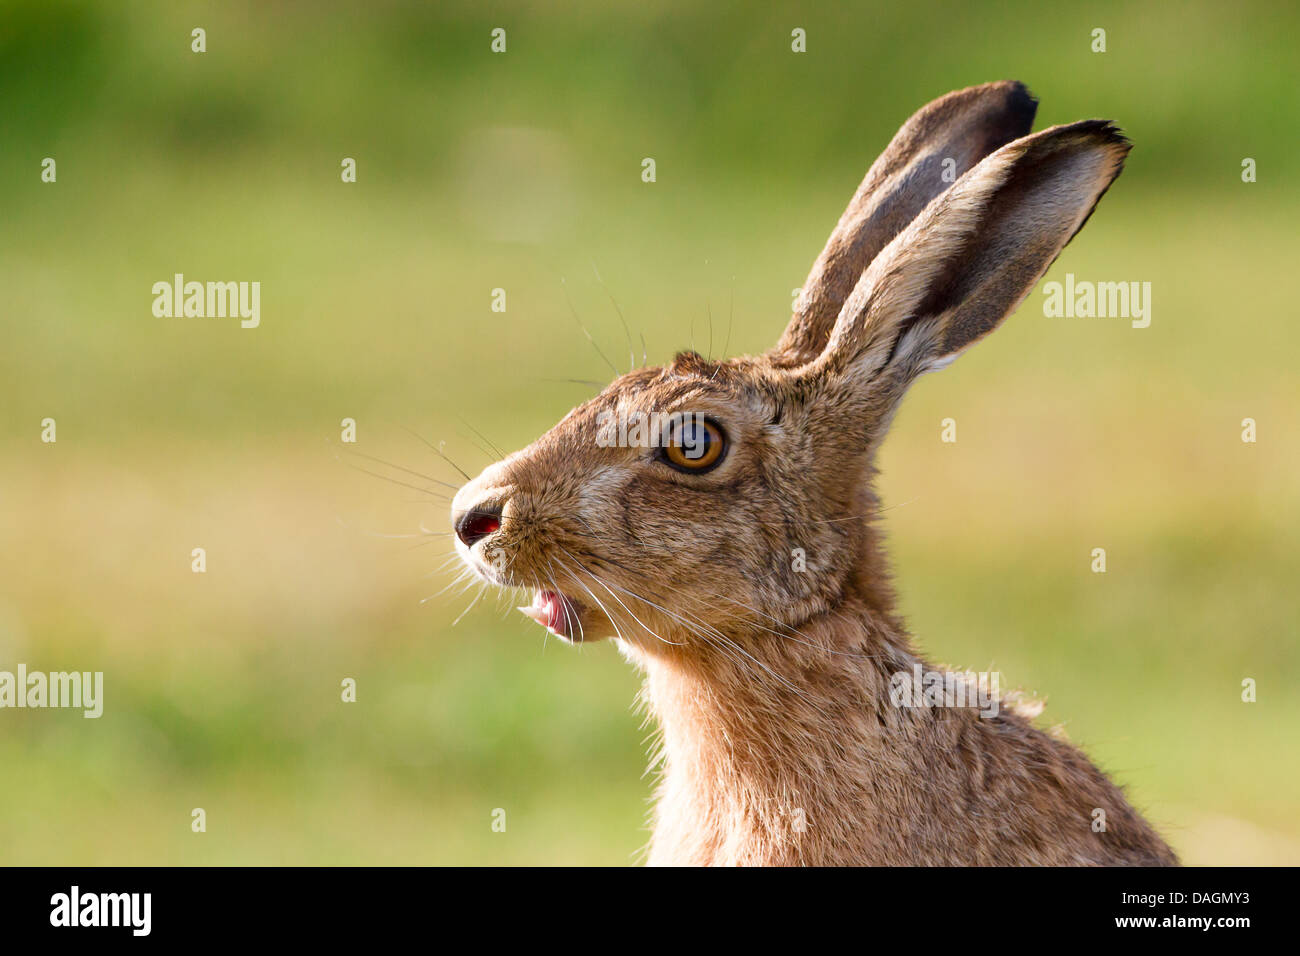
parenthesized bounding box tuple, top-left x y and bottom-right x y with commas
(450, 82, 1177, 866)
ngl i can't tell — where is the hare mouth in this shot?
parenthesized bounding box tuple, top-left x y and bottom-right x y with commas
(517, 589, 587, 641)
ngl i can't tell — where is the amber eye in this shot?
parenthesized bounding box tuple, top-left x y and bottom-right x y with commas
(659, 416, 727, 473)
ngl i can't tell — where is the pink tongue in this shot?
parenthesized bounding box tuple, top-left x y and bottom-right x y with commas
(541, 592, 565, 631)
(518, 591, 568, 635)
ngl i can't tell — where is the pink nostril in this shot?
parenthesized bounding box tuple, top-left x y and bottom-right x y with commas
(455, 506, 502, 547)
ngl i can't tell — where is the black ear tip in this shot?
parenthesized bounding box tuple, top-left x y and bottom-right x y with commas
(1033, 119, 1133, 163)
(1076, 119, 1134, 164)
(1004, 80, 1039, 113)
(982, 80, 1038, 141)
(1103, 121, 1133, 152)
(1075, 117, 1130, 140)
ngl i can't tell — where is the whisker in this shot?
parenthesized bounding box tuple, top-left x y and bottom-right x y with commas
(560, 547, 681, 647)
(339, 459, 452, 501)
(706, 299, 713, 362)
(569, 569, 629, 646)
(457, 415, 506, 459)
(584, 568, 816, 701)
(400, 425, 473, 482)
(545, 557, 586, 646)
(561, 277, 620, 378)
(337, 446, 461, 491)
(568, 541, 894, 665)
(452, 580, 488, 625)
(591, 261, 636, 374)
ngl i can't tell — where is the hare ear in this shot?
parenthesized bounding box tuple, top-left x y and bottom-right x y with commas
(805, 121, 1130, 407)
(773, 81, 1037, 366)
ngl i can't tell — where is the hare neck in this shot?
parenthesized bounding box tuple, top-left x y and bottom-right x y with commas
(637, 597, 921, 865)
(633, 584, 1179, 867)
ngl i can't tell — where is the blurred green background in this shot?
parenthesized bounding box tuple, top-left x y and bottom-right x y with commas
(1, 0, 1296, 865)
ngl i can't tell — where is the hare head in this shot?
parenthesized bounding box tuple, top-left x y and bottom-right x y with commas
(451, 81, 1128, 656)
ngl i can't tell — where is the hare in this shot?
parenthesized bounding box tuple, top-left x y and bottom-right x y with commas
(450, 81, 1177, 866)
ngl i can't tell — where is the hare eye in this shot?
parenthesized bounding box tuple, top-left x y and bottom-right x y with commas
(660, 417, 727, 473)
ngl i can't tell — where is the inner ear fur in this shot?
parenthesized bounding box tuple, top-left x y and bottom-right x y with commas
(809, 120, 1131, 389)
(772, 81, 1038, 367)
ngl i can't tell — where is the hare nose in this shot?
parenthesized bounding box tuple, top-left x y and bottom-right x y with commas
(455, 502, 503, 548)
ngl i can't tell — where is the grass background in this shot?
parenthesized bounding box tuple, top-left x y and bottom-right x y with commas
(0, 0, 1296, 864)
